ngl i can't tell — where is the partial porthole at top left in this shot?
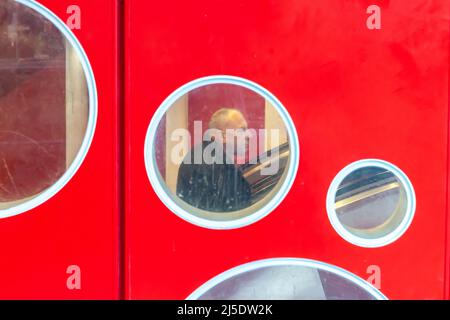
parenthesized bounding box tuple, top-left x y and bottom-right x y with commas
(0, 0, 97, 218)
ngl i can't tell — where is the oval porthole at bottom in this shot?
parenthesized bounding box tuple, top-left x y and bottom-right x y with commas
(187, 258, 387, 300)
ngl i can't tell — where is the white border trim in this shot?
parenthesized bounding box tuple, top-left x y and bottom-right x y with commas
(144, 75, 300, 230)
(0, 0, 97, 219)
(326, 159, 416, 248)
(187, 258, 387, 300)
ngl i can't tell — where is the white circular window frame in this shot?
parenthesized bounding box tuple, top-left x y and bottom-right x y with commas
(187, 258, 387, 300)
(326, 159, 416, 248)
(144, 75, 300, 230)
(0, 0, 97, 219)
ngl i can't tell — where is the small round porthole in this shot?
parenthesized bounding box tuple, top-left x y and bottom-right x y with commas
(144, 76, 299, 230)
(0, 0, 97, 218)
(326, 159, 416, 248)
(187, 258, 387, 300)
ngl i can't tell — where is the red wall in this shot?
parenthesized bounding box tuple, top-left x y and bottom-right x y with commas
(0, 0, 120, 299)
(124, 0, 450, 300)
(0, 0, 449, 300)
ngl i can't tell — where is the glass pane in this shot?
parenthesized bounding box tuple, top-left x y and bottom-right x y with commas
(153, 83, 290, 221)
(334, 166, 407, 238)
(0, 0, 88, 209)
(195, 265, 377, 300)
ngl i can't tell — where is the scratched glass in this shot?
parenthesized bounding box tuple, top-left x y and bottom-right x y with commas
(0, 0, 88, 209)
(334, 167, 408, 238)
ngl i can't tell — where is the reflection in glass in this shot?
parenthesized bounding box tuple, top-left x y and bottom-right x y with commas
(195, 265, 377, 300)
(154, 83, 291, 220)
(334, 166, 407, 238)
(0, 0, 88, 209)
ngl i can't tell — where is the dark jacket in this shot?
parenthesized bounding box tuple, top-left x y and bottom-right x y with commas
(176, 141, 252, 212)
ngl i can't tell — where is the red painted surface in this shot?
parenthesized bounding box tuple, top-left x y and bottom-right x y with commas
(0, 0, 120, 299)
(124, 0, 450, 300)
(446, 7, 450, 301)
(0, 0, 448, 300)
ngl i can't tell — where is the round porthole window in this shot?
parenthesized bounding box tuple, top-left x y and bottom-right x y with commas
(144, 76, 299, 229)
(187, 258, 386, 300)
(0, 0, 97, 218)
(327, 159, 416, 247)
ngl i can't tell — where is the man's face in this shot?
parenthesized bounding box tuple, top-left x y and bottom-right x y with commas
(216, 112, 249, 157)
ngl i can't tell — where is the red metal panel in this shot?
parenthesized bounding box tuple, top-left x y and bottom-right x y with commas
(0, 0, 120, 299)
(446, 10, 450, 300)
(125, 0, 449, 299)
